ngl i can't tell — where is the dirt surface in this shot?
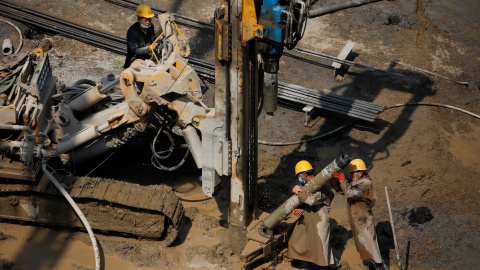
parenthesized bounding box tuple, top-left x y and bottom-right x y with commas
(1, 0, 480, 269)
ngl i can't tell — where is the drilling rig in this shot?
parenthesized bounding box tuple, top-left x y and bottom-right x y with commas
(0, 0, 316, 256)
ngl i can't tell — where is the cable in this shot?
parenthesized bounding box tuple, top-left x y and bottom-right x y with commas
(151, 148, 190, 171)
(41, 151, 101, 270)
(0, 18, 23, 54)
(85, 146, 121, 176)
(258, 102, 479, 146)
(384, 103, 480, 120)
(258, 123, 353, 146)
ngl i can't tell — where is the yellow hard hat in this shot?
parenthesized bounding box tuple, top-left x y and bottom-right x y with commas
(348, 159, 367, 172)
(136, 4, 155, 18)
(295, 160, 313, 176)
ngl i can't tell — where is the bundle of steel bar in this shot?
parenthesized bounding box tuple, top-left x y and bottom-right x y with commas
(279, 82, 384, 122)
(0, 0, 384, 122)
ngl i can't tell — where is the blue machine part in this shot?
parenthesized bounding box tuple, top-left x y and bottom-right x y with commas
(260, 0, 289, 44)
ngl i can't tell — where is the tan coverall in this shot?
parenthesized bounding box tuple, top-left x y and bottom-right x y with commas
(287, 185, 335, 267)
(339, 176, 383, 263)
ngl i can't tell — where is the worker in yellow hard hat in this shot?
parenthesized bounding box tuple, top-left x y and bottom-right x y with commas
(124, 4, 159, 68)
(331, 159, 388, 270)
(287, 160, 341, 269)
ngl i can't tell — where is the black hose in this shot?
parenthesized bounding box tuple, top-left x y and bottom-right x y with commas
(0, 75, 13, 84)
(308, 0, 382, 18)
(0, 75, 17, 94)
(73, 79, 96, 86)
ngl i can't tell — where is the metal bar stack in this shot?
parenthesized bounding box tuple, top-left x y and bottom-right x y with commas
(279, 82, 384, 122)
(0, 0, 385, 122)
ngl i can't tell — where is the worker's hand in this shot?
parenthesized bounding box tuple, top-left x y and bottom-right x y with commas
(292, 185, 301, 194)
(148, 43, 159, 52)
(331, 171, 346, 183)
(330, 177, 339, 186)
(292, 209, 304, 217)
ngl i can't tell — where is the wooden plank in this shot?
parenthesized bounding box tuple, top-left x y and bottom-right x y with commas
(332, 40, 355, 69)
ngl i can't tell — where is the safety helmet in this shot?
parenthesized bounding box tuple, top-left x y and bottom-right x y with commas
(348, 159, 367, 172)
(295, 160, 313, 176)
(136, 4, 155, 18)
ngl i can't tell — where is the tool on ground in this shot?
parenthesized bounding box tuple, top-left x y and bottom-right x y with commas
(385, 186, 403, 270)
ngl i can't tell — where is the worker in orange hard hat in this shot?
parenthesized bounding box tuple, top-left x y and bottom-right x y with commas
(124, 4, 159, 68)
(287, 160, 341, 269)
(331, 159, 388, 270)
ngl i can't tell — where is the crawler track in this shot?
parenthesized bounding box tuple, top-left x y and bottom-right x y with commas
(0, 174, 184, 245)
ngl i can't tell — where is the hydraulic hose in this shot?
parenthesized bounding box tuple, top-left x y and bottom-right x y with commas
(384, 103, 480, 120)
(74, 79, 96, 86)
(41, 151, 101, 270)
(308, 0, 382, 18)
(0, 75, 17, 94)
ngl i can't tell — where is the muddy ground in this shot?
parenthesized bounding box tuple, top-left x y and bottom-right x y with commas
(1, 0, 480, 269)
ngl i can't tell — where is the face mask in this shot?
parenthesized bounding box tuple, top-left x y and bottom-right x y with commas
(140, 23, 151, 29)
(298, 176, 305, 184)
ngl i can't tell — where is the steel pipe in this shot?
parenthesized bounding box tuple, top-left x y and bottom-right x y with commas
(263, 154, 352, 229)
(2, 39, 13, 56)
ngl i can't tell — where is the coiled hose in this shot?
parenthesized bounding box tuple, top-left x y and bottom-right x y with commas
(151, 126, 190, 171)
(0, 75, 17, 94)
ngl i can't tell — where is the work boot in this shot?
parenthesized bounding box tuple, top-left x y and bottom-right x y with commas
(364, 260, 388, 270)
(291, 259, 309, 269)
(329, 257, 342, 269)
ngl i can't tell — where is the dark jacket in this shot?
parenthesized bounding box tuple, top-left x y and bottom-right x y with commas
(124, 22, 156, 68)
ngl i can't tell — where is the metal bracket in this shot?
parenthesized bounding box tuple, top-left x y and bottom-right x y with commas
(241, 0, 264, 46)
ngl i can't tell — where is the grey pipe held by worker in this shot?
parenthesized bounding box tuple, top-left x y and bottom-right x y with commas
(263, 154, 352, 229)
(241, 154, 352, 265)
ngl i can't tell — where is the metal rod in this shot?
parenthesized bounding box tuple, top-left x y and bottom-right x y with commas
(279, 89, 381, 118)
(287, 49, 420, 83)
(279, 83, 385, 112)
(393, 61, 469, 86)
(279, 85, 384, 114)
(385, 186, 403, 269)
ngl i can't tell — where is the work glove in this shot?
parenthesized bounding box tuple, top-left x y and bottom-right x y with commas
(331, 171, 346, 183)
(148, 42, 159, 52)
(330, 177, 339, 186)
(292, 209, 304, 217)
(292, 185, 301, 194)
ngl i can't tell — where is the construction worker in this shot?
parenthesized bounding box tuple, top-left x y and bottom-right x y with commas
(288, 160, 340, 269)
(124, 4, 158, 68)
(330, 159, 388, 270)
